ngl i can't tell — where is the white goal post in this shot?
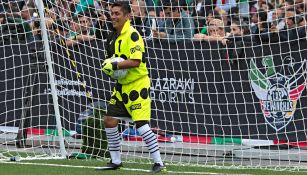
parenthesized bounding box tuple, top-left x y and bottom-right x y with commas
(0, 0, 307, 170)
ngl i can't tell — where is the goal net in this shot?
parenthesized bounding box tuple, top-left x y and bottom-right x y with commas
(0, 0, 307, 170)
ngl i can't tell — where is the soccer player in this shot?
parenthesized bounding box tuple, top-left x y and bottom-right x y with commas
(100, 1, 166, 173)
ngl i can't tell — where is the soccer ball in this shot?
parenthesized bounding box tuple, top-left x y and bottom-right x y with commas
(170, 136, 177, 143)
(110, 57, 128, 80)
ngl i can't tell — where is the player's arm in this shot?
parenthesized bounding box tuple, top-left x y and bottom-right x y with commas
(117, 59, 140, 69)
(102, 59, 140, 76)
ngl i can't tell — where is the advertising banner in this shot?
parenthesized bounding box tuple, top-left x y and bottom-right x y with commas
(0, 40, 306, 141)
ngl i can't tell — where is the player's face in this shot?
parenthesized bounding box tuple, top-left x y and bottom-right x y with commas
(111, 6, 130, 32)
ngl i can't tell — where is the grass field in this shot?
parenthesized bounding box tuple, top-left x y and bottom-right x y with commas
(0, 159, 306, 175)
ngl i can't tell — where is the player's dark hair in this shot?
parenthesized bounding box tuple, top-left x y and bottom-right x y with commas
(111, 1, 131, 15)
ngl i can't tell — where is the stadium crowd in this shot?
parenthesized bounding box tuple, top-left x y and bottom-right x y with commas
(0, 0, 306, 45)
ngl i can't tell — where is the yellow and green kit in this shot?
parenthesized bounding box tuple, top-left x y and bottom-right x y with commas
(105, 20, 151, 122)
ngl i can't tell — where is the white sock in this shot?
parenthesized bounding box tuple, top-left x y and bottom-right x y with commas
(105, 127, 121, 165)
(137, 124, 163, 166)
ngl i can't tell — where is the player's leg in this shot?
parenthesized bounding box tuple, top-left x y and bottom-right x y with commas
(123, 76, 166, 172)
(135, 120, 166, 173)
(104, 115, 122, 169)
(101, 87, 131, 170)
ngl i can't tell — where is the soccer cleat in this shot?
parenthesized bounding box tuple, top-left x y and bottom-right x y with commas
(96, 161, 123, 171)
(151, 163, 167, 173)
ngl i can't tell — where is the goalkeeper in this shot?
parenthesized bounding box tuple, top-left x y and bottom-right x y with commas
(101, 1, 166, 173)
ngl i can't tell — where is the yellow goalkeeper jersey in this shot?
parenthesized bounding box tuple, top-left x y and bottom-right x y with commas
(105, 20, 148, 85)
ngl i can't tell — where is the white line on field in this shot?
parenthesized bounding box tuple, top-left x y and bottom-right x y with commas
(0, 161, 253, 175)
(166, 170, 252, 175)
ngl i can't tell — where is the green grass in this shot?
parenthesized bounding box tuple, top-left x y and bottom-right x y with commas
(0, 159, 306, 175)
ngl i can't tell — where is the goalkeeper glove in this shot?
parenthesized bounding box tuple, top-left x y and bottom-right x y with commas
(102, 58, 118, 76)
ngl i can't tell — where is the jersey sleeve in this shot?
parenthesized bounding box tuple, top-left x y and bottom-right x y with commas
(128, 31, 144, 60)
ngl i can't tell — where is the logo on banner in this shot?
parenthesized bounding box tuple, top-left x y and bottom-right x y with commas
(44, 79, 91, 97)
(150, 78, 194, 103)
(249, 56, 306, 131)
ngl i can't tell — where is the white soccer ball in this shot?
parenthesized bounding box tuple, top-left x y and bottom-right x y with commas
(170, 136, 177, 143)
(110, 57, 128, 80)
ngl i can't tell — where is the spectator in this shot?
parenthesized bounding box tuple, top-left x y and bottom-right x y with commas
(95, 13, 113, 40)
(224, 18, 251, 43)
(4, 4, 36, 41)
(152, 1, 195, 42)
(32, 20, 41, 40)
(179, 0, 193, 14)
(0, 14, 4, 24)
(192, 0, 216, 32)
(260, 2, 274, 22)
(295, 0, 306, 14)
(250, 12, 258, 34)
(284, 9, 296, 29)
(193, 18, 227, 43)
(56, 0, 73, 20)
(156, 7, 167, 32)
(252, 9, 270, 34)
(66, 16, 81, 46)
(228, 6, 239, 21)
(5, 1, 23, 14)
(131, 0, 152, 37)
(144, 7, 164, 35)
(214, 0, 237, 14)
(277, 8, 302, 41)
(228, 19, 246, 36)
(191, 0, 205, 33)
(52, 19, 70, 41)
(218, 9, 230, 33)
(198, 9, 221, 35)
(77, 11, 97, 41)
(237, 0, 249, 20)
(143, 0, 156, 11)
(296, 15, 307, 38)
(271, 5, 286, 31)
(66, 12, 96, 46)
(282, 0, 295, 10)
(147, 7, 157, 18)
(74, 0, 95, 15)
(0, 2, 3, 13)
(97, 0, 114, 11)
(45, 8, 58, 29)
(20, 4, 36, 27)
(251, 9, 274, 43)
(95, 0, 114, 40)
(296, 15, 306, 26)
(250, 0, 267, 14)
(205, 18, 225, 39)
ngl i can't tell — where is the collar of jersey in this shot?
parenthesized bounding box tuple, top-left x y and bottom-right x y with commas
(120, 20, 131, 34)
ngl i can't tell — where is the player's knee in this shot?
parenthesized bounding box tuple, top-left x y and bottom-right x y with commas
(135, 120, 149, 129)
(104, 116, 119, 128)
